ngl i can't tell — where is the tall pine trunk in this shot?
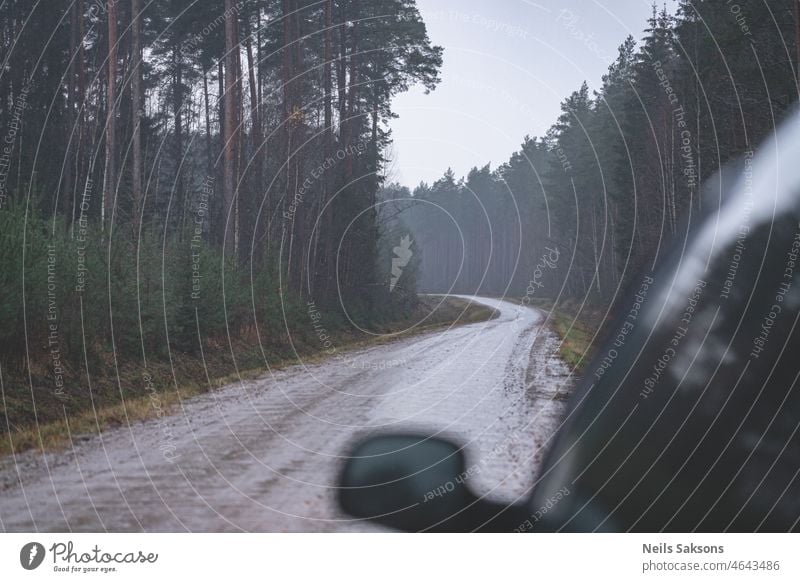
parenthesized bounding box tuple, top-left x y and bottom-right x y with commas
(223, 0, 239, 259)
(103, 0, 118, 233)
(63, 0, 78, 220)
(172, 47, 185, 232)
(318, 0, 334, 293)
(345, 0, 359, 181)
(244, 15, 261, 265)
(131, 0, 143, 236)
(203, 72, 213, 172)
(282, 0, 295, 285)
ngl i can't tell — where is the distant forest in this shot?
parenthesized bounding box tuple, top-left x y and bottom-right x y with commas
(397, 2, 800, 304)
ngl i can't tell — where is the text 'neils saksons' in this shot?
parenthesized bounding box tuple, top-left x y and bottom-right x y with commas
(643, 543, 724, 554)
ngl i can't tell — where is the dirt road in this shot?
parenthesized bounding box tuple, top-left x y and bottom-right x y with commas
(0, 296, 572, 532)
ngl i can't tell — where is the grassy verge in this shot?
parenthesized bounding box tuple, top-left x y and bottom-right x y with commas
(522, 297, 609, 374)
(0, 296, 495, 457)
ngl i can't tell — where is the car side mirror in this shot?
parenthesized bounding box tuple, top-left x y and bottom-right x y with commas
(338, 433, 529, 532)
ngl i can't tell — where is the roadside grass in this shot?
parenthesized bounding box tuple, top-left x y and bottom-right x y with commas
(548, 310, 595, 371)
(520, 297, 609, 374)
(0, 296, 495, 457)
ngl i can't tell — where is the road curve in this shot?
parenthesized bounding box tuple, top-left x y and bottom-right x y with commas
(0, 296, 572, 532)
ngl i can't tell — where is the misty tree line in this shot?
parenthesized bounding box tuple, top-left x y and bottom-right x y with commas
(397, 1, 800, 303)
(0, 0, 443, 367)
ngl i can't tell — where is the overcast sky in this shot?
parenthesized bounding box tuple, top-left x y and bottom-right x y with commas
(388, 0, 678, 188)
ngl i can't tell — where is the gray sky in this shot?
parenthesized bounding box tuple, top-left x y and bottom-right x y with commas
(388, 0, 678, 188)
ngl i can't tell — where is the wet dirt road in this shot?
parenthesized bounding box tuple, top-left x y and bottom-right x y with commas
(0, 296, 573, 532)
